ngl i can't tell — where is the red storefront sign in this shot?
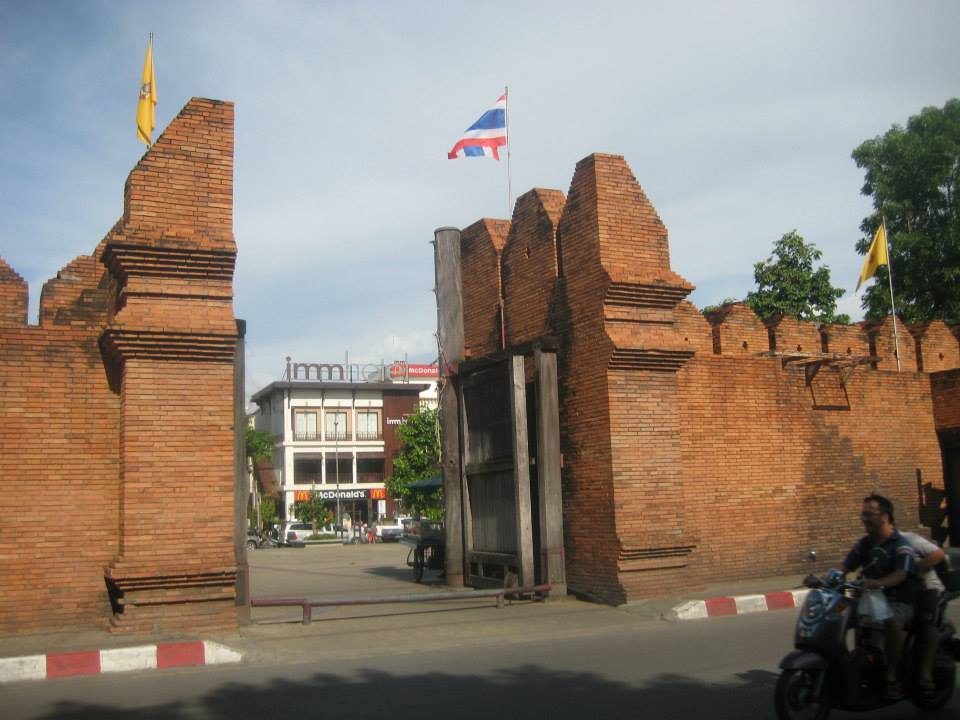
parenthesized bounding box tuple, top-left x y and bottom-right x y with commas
(389, 363, 439, 379)
(292, 488, 386, 501)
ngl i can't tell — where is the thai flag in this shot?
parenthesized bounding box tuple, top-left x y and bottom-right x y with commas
(447, 94, 507, 160)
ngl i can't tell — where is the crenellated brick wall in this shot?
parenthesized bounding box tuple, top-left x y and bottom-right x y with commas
(0, 258, 28, 326)
(501, 188, 565, 347)
(460, 218, 510, 359)
(865, 316, 918, 371)
(0, 97, 241, 635)
(458, 152, 960, 603)
(911, 321, 960, 373)
(766, 315, 824, 355)
(705, 303, 769, 356)
(822, 322, 871, 356)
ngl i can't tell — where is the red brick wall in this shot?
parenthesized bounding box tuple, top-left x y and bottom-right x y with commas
(0, 325, 119, 633)
(767, 316, 823, 354)
(912, 321, 960, 373)
(932, 369, 960, 431)
(822, 322, 870, 356)
(673, 301, 714, 356)
(678, 356, 943, 585)
(501, 188, 565, 346)
(552, 156, 621, 602)
(552, 154, 696, 603)
(460, 218, 509, 358)
(866, 316, 917, 371)
(0, 97, 240, 635)
(39, 255, 110, 327)
(0, 258, 28, 326)
(706, 303, 770, 356)
(458, 151, 960, 605)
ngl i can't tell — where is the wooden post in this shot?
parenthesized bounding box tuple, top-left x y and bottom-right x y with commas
(535, 348, 566, 596)
(510, 355, 535, 586)
(440, 376, 463, 587)
(234, 319, 251, 622)
(433, 227, 464, 365)
(434, 227, 465, 586)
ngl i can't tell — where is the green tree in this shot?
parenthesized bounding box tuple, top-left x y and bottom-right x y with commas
(259, 495, 278, 528)
(245, 426, 274, 463)
(852, 98, 960, 323)
(245, 426, 275, 529)
(385, 407, 443, 520)
(291, 494, 335, 534)
(745, 231, 849, 324)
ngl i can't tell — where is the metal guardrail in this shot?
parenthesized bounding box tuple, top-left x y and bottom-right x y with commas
(251, 584, 552, 624)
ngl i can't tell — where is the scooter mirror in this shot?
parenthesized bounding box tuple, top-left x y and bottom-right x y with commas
(807, 550, 817, 562)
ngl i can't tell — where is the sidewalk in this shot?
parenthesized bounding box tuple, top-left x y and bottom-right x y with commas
(0, 571, 808, 683)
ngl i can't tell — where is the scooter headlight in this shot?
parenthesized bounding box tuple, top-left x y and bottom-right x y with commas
(803, 590, 826, 621)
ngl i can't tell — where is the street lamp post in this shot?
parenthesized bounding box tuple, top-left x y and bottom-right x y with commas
(334, 414, 341, 536)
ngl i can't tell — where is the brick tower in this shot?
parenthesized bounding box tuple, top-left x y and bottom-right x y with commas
(100, 98, 240, 633)
(554, 154, 698, 604)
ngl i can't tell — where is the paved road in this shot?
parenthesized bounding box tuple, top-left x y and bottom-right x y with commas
(4, 544, 958, 719)
(5, 607, 958, 720)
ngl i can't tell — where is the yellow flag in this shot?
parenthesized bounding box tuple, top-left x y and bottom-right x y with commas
(136, 37, 157, 146)
(856, 224, 888, 291)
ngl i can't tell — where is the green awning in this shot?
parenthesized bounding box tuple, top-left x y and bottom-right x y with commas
(407, 474, 442, 490)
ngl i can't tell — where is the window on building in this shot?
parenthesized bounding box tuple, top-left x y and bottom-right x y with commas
(324, 457, 353, 484)
(293, 458, 322, 485)
(357, 457, 385, 484)
(356, 410, 381, 440)
(293, 410, 319, 441)
(325, 411, 349, 440)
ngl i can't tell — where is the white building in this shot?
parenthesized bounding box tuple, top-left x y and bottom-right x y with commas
(251, 360, 431, 525)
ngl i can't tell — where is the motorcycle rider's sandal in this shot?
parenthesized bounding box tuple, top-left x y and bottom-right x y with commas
(884, 680, 904, 702)
(917, 679, 937, 700)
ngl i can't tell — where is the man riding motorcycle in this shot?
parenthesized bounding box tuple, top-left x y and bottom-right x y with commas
(834, 493, 919, 701)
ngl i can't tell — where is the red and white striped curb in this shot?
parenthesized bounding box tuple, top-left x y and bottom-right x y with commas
(673, 589, 809, 620)
(0, 640, 241, 683)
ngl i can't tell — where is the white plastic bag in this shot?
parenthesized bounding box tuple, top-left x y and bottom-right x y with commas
(858, 588, 893, 623)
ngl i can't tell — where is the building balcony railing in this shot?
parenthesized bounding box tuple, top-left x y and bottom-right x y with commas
(293, 431, 353, 442)
(355, 429, 383, 441)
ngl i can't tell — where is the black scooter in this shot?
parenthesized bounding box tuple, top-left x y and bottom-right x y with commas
(775, 571, 960, 719)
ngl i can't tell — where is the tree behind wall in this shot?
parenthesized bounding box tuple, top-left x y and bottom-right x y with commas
(245, 426, 276, 529)
(745, 230, 849, 323)
(292, 495, 334, 534)
(385, 407, 443, 520)
(852, 98, 960, 323)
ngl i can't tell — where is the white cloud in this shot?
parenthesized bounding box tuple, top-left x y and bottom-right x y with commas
(1, 0, 957, 392)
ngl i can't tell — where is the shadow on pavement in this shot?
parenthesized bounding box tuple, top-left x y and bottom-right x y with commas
(361, 564, 416, 582)
(31, 663, 960, 720)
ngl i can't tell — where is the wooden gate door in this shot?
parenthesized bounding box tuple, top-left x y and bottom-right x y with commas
(459, 356, 535, 587)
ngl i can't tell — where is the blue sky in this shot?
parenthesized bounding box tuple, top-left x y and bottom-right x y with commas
(1, 0, 958, 397)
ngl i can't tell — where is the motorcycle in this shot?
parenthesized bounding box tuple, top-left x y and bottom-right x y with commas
(246, 528, 280, 550)
(775, 570, 960, 719)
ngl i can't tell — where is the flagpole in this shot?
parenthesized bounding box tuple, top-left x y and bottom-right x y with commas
(882, 216, 901, 372)
(505, 85, 512, 218)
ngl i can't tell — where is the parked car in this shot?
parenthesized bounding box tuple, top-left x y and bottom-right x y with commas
(375, 516, 412, 542)
(282, 521, 334, 542)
